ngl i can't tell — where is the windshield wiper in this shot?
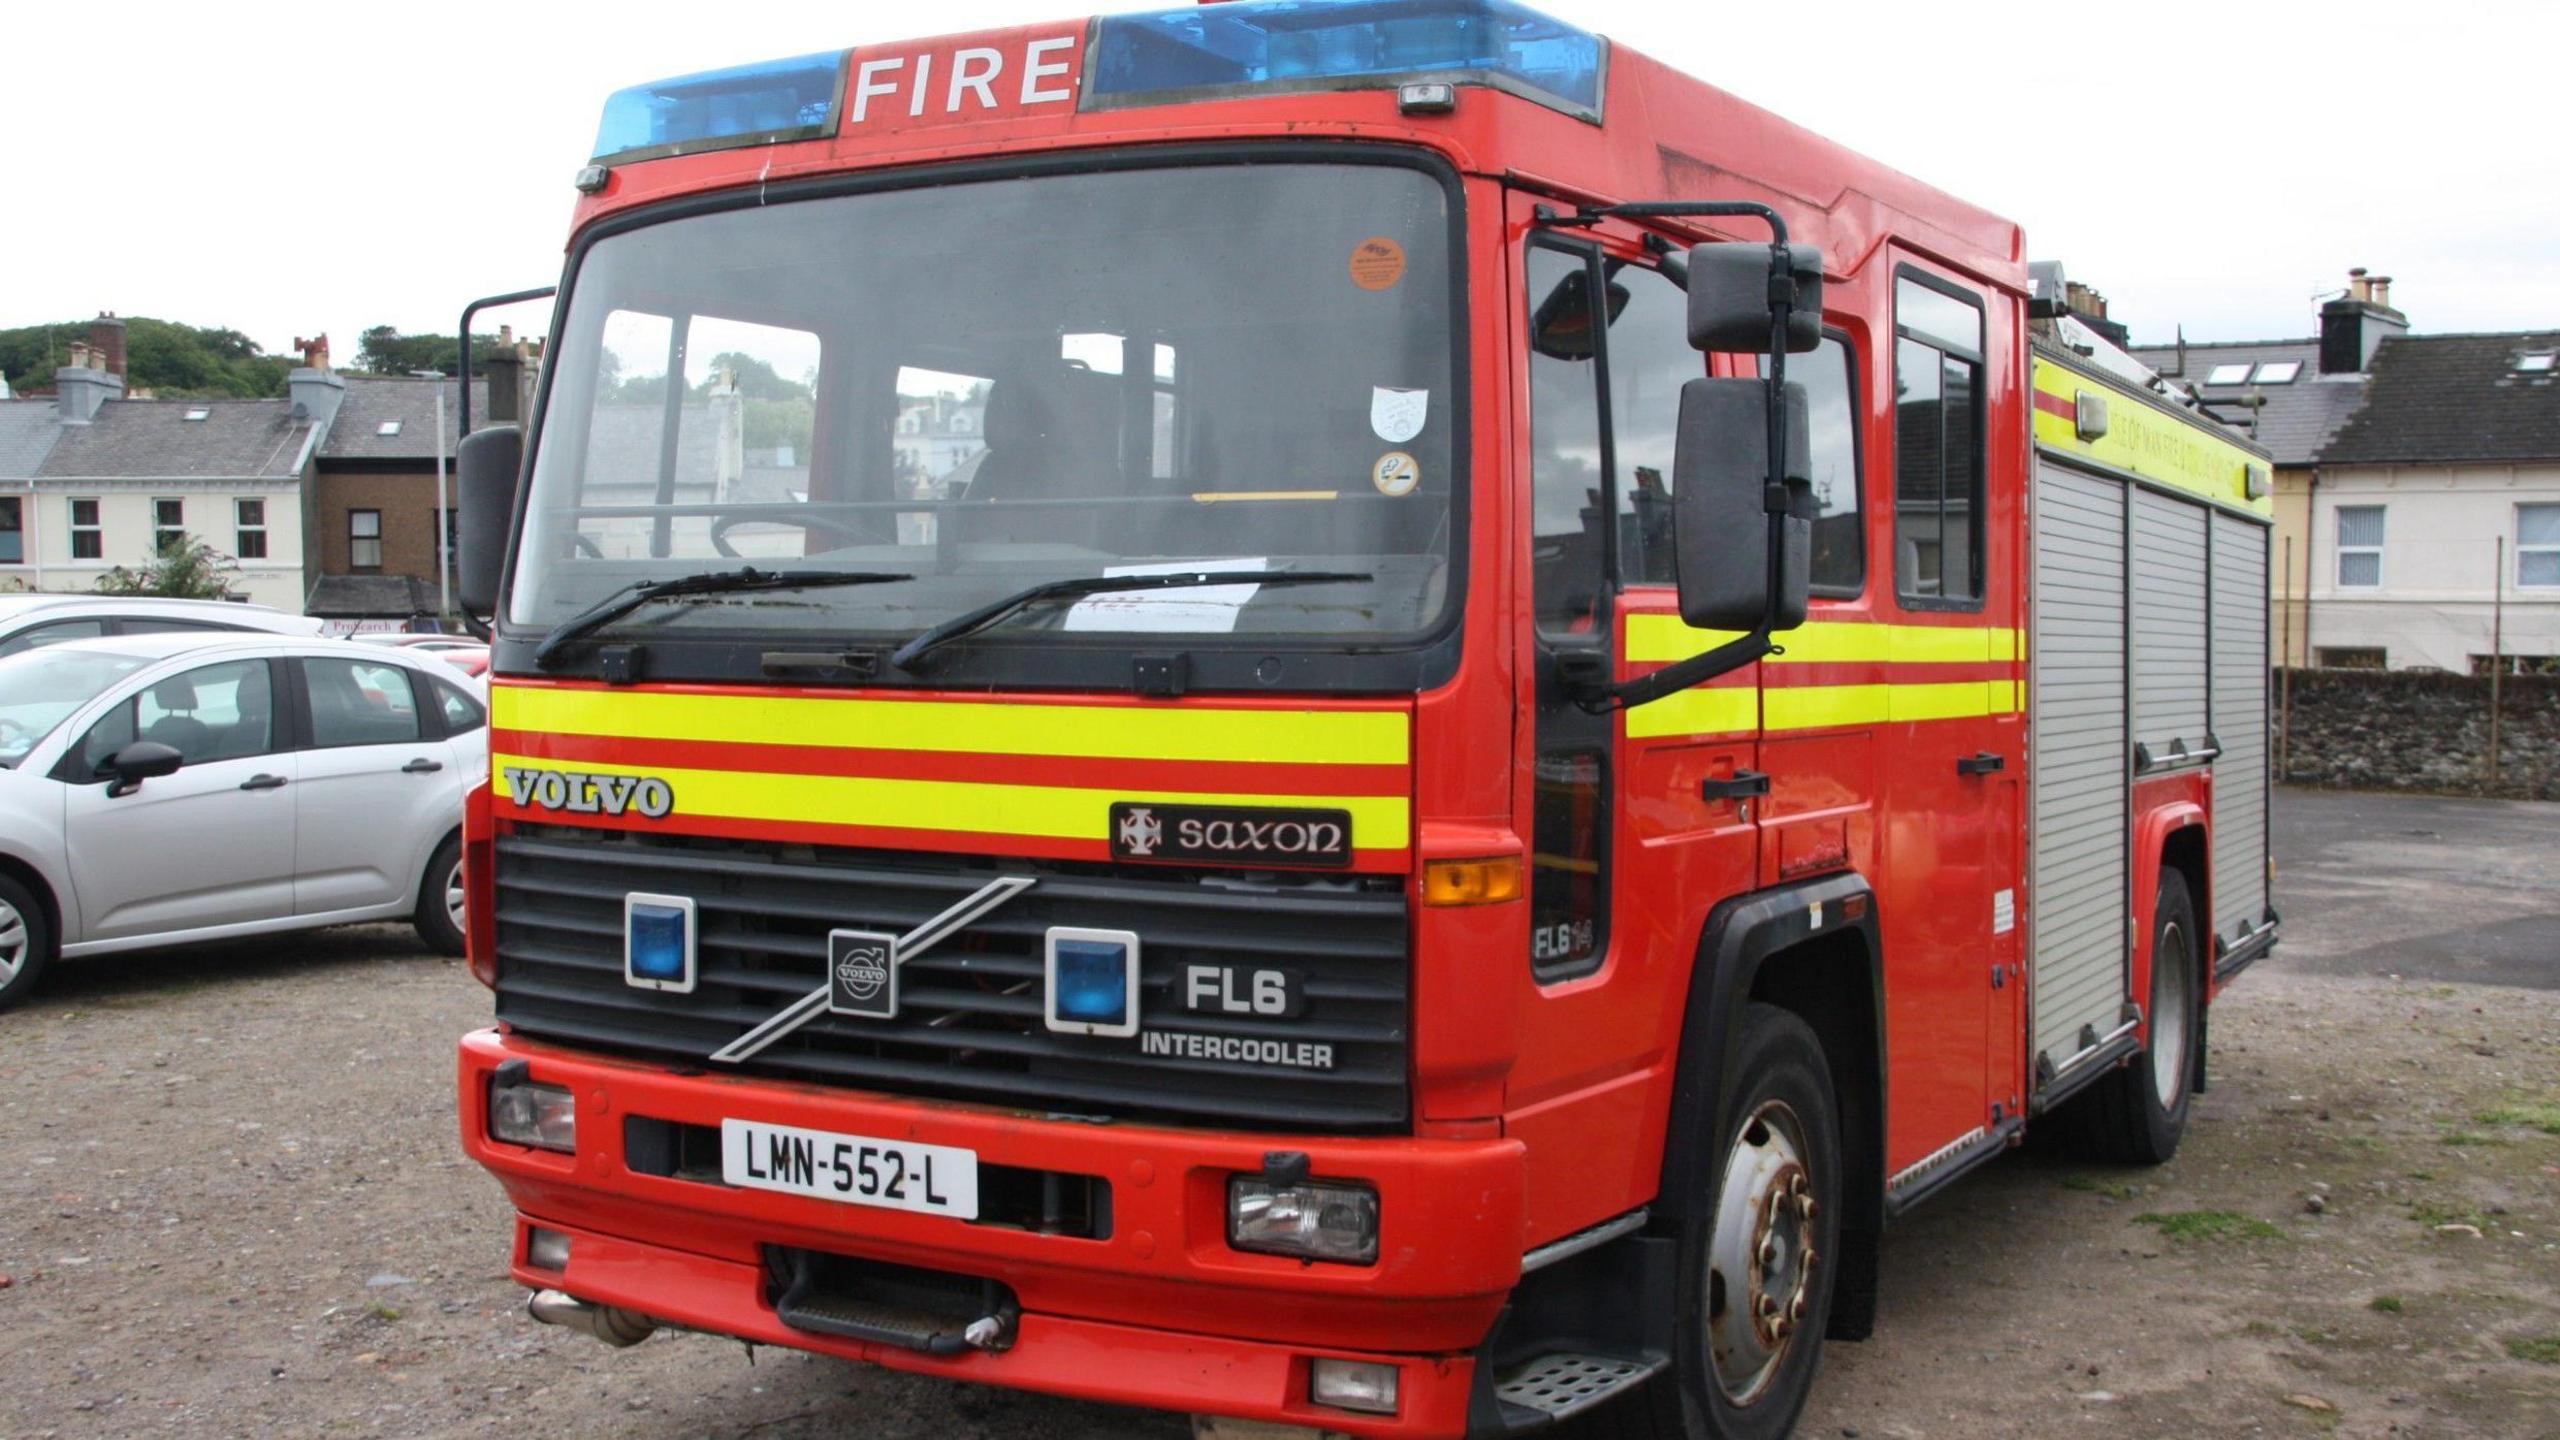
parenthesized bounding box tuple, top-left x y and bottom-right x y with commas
(888, 570, 1373, 673)
(533, 566, 914, 669)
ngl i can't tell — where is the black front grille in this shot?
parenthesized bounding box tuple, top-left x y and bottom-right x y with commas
(493, 826, 1411, 1131)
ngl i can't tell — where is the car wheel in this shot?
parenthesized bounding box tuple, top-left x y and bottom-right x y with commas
(413, 834, 466, 957)
(2049, 870, 2201, 1165)
(1580, 1003, 1842, 1440)
(0, 873, 55, 1012)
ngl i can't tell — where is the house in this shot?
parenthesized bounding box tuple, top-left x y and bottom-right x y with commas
(2306, 330, 2560, 672)
(306, 372, 494, 630)
(9, 317, 323, 612)
(2130, 270, 2402, 665)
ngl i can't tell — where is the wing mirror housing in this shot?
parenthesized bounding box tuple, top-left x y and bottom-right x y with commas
(1688, 241, 1825, 354)
(102, 741, 184, 798)
(1672, 378, 1812, 632)
(456, 424, 524, 619)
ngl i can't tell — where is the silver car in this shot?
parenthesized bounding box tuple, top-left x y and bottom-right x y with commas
(0, 632, 486, 1010)
(0, 594, 326, 659)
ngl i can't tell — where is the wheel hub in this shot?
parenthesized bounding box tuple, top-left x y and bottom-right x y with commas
(1707, 1101, 1819, 1405)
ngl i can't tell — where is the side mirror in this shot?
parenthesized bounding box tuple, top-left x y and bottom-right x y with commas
(102, 740, 184, 798)
(456, 425, 524, 618)
(1687, 242, 1825, 354)
(1671, 378, 1811, 633)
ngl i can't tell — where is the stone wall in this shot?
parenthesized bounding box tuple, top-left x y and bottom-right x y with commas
(2276, 668, 2560, 801)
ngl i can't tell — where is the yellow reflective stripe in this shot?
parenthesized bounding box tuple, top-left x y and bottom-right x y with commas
(492, 754, 1411, 851)
(1765, 684, 1886, 729)
(1623, 616, 2020, 666)
(1625, 685, 1756, 739)
(2031, 357, 2274, 518)
(490, 686, 1409, 767)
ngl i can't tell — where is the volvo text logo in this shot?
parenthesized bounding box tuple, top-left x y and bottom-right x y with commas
(503, 766, 674, 819)
(837, 944, 889, 1002)
(1118, 806, 1164, 856)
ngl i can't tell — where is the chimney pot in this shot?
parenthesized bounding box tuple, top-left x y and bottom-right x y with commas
(88, 313, 128, 380)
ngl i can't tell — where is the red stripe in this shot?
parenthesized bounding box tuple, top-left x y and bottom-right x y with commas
(1620, 660, 2021, 686)
(492, 806, 1411, 875)
(489, 730, 1410, 798)
(2033, 389, 2077, 421)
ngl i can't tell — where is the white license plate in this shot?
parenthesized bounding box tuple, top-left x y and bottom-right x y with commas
(720, 1119, 979, 1220)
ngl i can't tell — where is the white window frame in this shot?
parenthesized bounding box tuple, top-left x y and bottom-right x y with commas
(2335, 504, 2385, 589)
(235, 498, 269, 561)
(349, 508, 383, 570)
(68, 498, 102, 560)
(2250, 360, 2300, 384)
(2205, 362, 2252, 385)
(2519, 502, 2560, 589)
(152, 497, 185, 556)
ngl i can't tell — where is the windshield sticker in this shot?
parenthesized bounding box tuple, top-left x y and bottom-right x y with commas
(1062, 558, 1270, 634)
(1349, 237, 1406, 291)
(1372, 452, 1420, 498)
(1370, 387, 1428, 444)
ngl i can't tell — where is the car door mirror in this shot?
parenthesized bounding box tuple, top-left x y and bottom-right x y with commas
(102, 740, 184, 798)
(1671, 377, 1812, 632)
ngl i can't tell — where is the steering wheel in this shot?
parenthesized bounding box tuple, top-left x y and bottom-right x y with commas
(709, 509, 880, 558)
(0, 717, 36, 752)
(572, 533, 604, 559)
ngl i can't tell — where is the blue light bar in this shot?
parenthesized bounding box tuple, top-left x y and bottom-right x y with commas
(1089, 0, 1605, 121)
(593, 50, 847, 163)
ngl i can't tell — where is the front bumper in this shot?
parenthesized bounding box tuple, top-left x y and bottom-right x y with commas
(459, 1028, 1525, 1436)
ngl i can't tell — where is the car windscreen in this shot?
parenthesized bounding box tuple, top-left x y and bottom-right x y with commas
(0, 646, 152, 767)
(509, 160, 1459, 657)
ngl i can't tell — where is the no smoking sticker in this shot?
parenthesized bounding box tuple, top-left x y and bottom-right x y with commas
(1373, 451, 1420, 497)
(1349, 236, 1406, 291)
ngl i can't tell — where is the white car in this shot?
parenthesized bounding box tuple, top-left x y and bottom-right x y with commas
(0, 632, 486, 1010)
(0, 595, 325, 660)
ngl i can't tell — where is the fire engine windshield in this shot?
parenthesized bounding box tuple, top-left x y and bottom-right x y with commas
(508, 161, 1459, 664)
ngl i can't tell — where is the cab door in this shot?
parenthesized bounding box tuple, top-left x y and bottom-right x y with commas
(1502, 208, 1764, 1237)
(59, 656, 299, 940)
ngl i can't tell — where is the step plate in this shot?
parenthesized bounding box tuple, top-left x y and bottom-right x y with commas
(1495, 1352, 1665, 1421)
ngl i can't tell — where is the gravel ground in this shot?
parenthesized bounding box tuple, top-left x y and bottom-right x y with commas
(2, 790, 2555, 1439)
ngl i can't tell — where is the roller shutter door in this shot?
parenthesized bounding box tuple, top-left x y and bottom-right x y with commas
(2209, 512, 2272, 945)
(2030, 461, 2129, 1068)
(2131, 490, 2210, 762)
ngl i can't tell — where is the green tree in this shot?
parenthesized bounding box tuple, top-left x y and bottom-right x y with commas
(0, 318, 291, 398)
(94, 534, 239, 600)
(354, 326, 511, 376)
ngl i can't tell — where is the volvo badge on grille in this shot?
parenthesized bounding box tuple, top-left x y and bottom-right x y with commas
(828, 929, 900, 1020)
(1107, 803, 1354, 868)
(502, 765, 674, 819)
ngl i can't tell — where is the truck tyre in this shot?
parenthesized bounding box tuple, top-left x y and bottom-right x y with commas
(413, 833, 467, 958)
(2051, 871, 2199, 1165)
(1581, 1002, 1842, 1440)
(0, 872, 55, 1013)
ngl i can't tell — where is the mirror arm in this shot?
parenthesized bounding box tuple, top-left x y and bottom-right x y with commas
(454, 284, 556, 641)
(1568, 202, 1803, 714)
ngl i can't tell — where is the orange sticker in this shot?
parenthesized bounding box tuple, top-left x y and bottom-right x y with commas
(1349, 237, 1407, 291)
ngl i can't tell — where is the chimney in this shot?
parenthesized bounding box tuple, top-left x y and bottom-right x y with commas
(484, 352, 523, 423)
(287, 331, 346, 436)
(89, 313, 127, 380)
(54, 340, 125, 425)
(2319, 267, 2409, 375)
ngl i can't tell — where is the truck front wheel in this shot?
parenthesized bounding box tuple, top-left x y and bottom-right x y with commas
(1585, 1002, 1843, 1440)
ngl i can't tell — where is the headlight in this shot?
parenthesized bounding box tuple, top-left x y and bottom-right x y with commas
(489, 1078, 576, 1153)
(1228, 1174, 1379, 1264)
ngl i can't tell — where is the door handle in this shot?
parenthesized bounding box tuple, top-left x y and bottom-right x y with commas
(401, 757, 445, 774)
(239, 774, 288, 791)
(1957, 752, 2006, 777)
(1700, 769, 1771, 802)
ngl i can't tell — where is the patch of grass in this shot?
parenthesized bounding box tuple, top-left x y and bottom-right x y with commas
(2290, 1324, 2342, 1347)
(2438, 1130, 2507, 1147)
(2243, 1319, 2284, 1338)
(2474, 1103, 2560, 1137)
(2406, 1170, 2437, 1182)
(2507, 1335, 2560, 1365)
(2134, 1209, 2282, 1242)
(2061, 1174, 2137, 1200)
(2410, 1200, 2488, 1229)
(2369, 1296, 2405, 1314)
(363, 1302, 402, 1323)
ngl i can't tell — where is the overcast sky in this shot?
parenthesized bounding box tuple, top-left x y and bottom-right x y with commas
(5, 0, 2554, 372)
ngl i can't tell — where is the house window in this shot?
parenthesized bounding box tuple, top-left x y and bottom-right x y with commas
(69, 499, 101, 560)
(2335, 505, 2384, 588)
(2517, 352, 2556, 375)
(236, 499, 269, 560)
(376, 420, 403, 436)
(2519, 503, 2560, 588)
(350, 509, 383, 569)
(183, 407, 211, 421)
(0, 498, 20, 564)
(2250, 361, 2301, 384)
(153, 498, 185, 555)
(1894, 272, 1987, 606)
(2318, 647, 2386, 670)
(2205, 362, 2252, 385)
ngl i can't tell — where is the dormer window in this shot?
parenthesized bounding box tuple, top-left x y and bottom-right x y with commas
(2205, 362, 2251, 385)
(2250, 361, 2300, 384)
(377, 420, 404, 436)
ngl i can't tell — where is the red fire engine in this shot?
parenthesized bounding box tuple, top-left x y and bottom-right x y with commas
(451, 3, 2278, 1436)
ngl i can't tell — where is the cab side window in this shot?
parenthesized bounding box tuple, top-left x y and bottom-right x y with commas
(1605, 263, 1703, 586)
(1893, 273, 1986, 605)
(434, 679, 486, 735)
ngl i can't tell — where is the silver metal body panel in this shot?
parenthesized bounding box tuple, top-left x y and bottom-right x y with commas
(2209, 510, 2273, 945)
